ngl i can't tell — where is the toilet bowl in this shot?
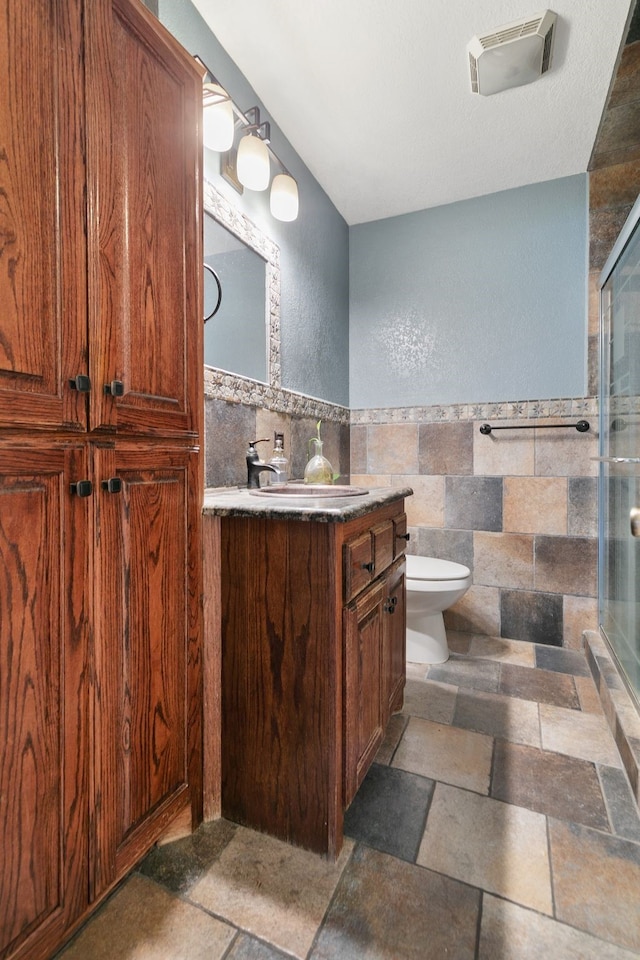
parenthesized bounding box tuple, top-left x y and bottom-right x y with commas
(405, 555, 472, 664)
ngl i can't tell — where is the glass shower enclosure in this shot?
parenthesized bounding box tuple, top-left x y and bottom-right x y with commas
(599, 193, 640, 706)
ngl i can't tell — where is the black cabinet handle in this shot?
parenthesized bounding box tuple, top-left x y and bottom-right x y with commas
(104, 380, 125, 396)
(69, 374, 91, 392)
(361, 561, 375, 573)
(384, 596, 398, 614)
(70, 480, 93, 497)
(396, 533, 410, 541)
(101, 477, 123, 494)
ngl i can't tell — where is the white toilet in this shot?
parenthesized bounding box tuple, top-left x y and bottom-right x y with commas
(405, 555, 472, 664)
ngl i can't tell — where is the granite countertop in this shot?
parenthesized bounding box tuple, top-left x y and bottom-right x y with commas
(202, 484, 413, 523)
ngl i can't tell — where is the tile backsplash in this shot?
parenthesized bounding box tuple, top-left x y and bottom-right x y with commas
(350, 398, 600, 648)
(203, 371, 350, 489)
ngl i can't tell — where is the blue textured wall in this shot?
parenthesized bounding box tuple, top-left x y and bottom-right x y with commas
(349, 175, 588, 408)
(159, 0, 350, 406)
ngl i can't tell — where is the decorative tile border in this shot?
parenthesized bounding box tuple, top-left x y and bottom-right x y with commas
(350, 396, 600, 425)
(202, 378, 633, 429)
(204, 366, 350, 424)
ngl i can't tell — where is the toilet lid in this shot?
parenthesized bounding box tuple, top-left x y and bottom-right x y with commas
(406, 555, 471, 581)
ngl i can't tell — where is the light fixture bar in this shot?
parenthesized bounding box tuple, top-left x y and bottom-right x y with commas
(196, 55, 257, 131)
(194, 54, 298, 221)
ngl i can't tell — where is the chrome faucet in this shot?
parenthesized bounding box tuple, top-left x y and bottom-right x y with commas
(246, 439, 280, 489)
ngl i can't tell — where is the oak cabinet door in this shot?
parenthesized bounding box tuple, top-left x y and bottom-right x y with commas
(85, 0, 202, 439)
(343, 581, 385, 808)
(383, 559, 406, 720)
(0, 444, 89, 960)
(90, 443, 201, 897)
(0, 0, 88, 432)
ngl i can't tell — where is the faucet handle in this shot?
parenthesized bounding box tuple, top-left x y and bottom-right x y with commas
(247, 439, 271, 460)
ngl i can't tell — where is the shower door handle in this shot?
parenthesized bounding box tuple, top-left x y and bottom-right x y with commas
(631, 509, 640, 538)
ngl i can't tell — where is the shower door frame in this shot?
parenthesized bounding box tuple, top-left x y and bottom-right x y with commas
(598, 191, 640, 709)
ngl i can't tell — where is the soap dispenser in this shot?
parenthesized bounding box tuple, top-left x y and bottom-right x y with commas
(303, 421, 333, 484)
(268, 432, 288, 485)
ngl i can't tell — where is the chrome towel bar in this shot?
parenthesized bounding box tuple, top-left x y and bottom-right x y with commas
(479, 420, 590, 435)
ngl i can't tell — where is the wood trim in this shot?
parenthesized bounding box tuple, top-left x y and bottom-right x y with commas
(202, 515, 222, 820)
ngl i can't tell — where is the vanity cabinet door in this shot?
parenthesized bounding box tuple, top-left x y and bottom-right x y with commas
(84, 0, 202, 440)
(343, 580, 385, 807)
(91, 443, 202, 899)
(0, 0, 88, 433)
(393, 513, 409, 558)
(383, 559, 406, 719)
(0, 443, 90, 960)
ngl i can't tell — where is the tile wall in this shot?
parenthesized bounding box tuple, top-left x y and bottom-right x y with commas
(203, 369, 350, 489)
(345, 38, 640, 651)
(204, 376, 600, 648)
(350, 400, 600, 648)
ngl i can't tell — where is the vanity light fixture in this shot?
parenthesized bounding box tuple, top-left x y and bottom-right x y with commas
(195, 55, 299, 222)
(202, 81, 235, 152)
(236, 128, 271, 191)
(270, 173, 299, 222)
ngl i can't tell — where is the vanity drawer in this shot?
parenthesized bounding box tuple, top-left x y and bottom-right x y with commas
(372, 520, 394, 573)
(344, 532, 374, 602)
(344, 520, 395, 603)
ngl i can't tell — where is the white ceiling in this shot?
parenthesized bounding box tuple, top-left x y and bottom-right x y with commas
(192, 0, 635, 225)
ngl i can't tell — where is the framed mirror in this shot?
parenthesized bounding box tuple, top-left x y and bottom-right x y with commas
(203, 180, 281, 387)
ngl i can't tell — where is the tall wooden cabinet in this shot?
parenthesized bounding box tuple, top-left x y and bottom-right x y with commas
(0, 2, 203, 958)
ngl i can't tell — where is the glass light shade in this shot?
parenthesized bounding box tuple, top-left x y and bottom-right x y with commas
(270, 173, 299, 222)
(236, 133, 270, 191)
(202, 83, 234, 152)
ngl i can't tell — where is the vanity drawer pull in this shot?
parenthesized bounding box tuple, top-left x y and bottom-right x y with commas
(361, 561, 375, 573)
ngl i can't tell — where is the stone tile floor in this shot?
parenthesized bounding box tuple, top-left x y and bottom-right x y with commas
(57, 632, 640, 960)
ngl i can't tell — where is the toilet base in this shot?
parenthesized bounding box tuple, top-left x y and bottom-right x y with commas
(406, 612, 450, 665)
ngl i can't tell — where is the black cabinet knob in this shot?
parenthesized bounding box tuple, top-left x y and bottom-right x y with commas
(70, 480, 93, 497)
(361, 561, 375, 573)
(69, 374, 91, 392)
(104, 380, 125, 396)
(396, 533, 410, 541)
(101, 477, 123, 494)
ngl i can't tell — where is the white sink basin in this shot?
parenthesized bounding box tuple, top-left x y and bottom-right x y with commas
(250, 483, 369, 499)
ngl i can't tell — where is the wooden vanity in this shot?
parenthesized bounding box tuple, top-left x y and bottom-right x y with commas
(203, 486, 411, 857)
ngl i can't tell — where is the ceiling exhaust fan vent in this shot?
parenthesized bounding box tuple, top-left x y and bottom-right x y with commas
(478, 17, 546, 49)
(468, 10, 557, 96)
